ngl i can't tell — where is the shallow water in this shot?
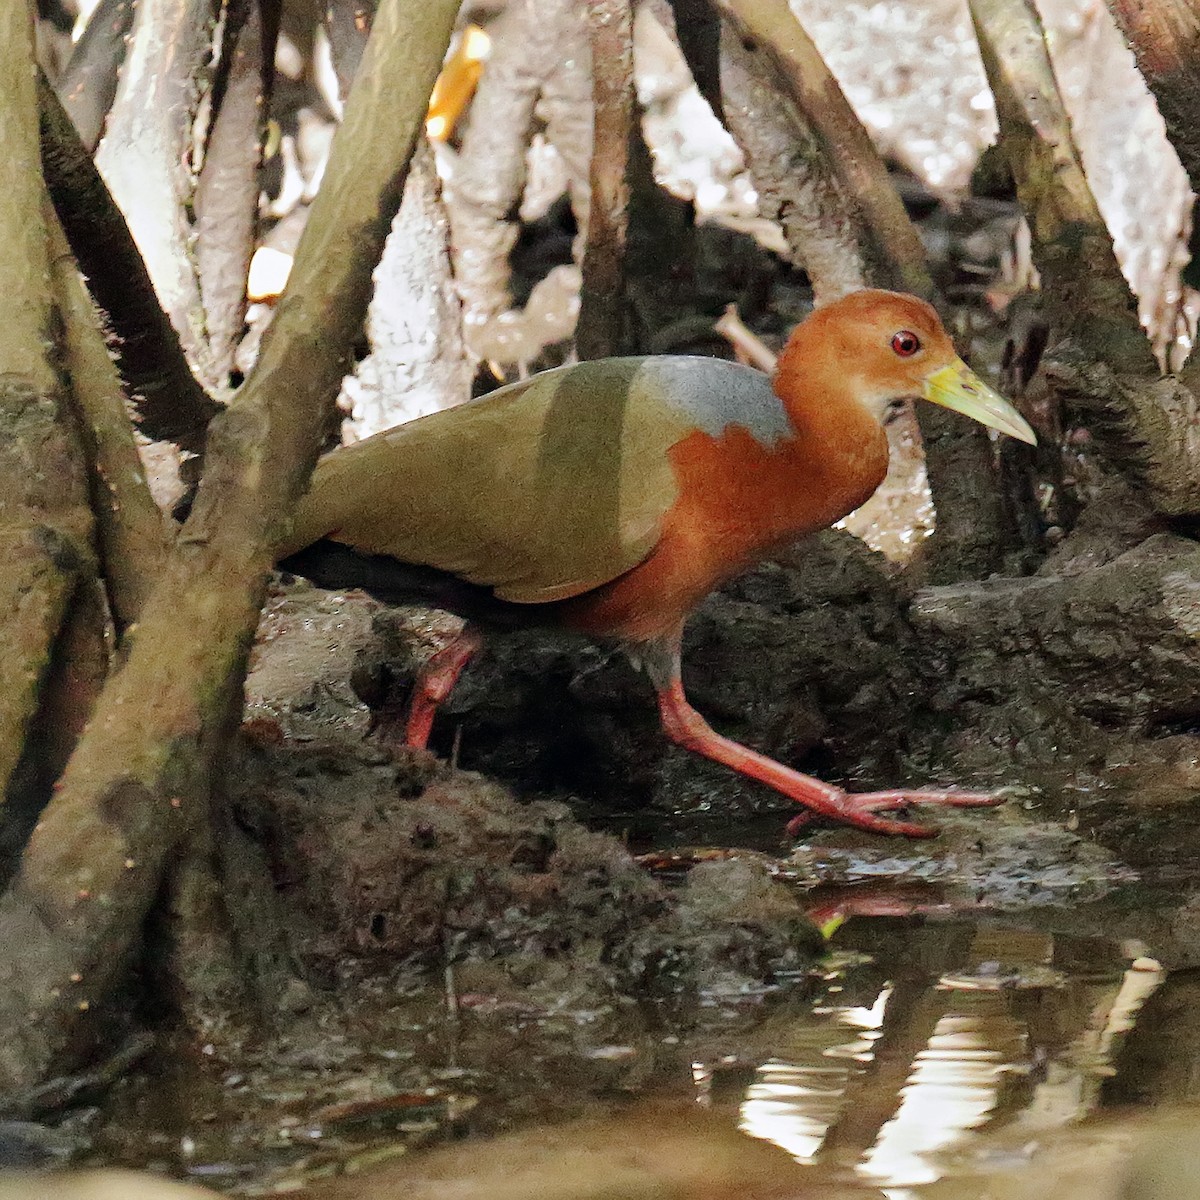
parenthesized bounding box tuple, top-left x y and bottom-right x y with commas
(622, 806, 1200, 1197)
(701, 894, 1174, 1196)
(68, 845, 1200, 1198)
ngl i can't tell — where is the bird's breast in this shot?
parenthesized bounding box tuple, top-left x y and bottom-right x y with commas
(562, 413, 888, 642)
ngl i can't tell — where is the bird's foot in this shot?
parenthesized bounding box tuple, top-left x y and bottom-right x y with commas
(654, 679, 1006, 840)
(404, 624, 485, 751)
(785, 788, 1003, 840)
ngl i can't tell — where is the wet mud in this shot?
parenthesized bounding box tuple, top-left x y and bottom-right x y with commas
(13, 524, 1200, 1197)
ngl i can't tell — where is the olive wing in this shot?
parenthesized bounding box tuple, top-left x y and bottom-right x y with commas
(282, 356, 787, 603)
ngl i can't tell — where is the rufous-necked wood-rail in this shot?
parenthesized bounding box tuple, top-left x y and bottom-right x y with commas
(278, 289, 1036, 837)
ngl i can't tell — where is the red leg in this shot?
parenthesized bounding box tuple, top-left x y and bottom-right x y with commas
(405, 625, 485, 749)
(655, 679, 1002, 839)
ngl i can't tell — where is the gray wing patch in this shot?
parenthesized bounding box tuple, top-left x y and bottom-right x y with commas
(631, 356, 792, 447)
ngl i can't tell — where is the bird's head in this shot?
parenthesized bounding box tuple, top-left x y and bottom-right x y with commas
(776, 290, 1037, 445)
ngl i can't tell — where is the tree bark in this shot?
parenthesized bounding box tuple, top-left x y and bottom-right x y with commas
(194, 1, 264, 382)
(972, 0, 1200, 517)
(342, 139, 471, 439)
(915, 403, 1009, 584)
(444, 0, 586, 364)
(45, 204, 169, 632)
(576, 0, 634, 360)
(716, 22, 868, 305)
(54, 0, 136, 152)
(971, 0, 1150, 372)
(324, 0, 375, 102)
(94, 0, 222, 389)
(0, 8, 97, 812)
(0, 0, 461, 1092)
(39, 76, 219, 454)
(1104, 0, 1200, 195)
(715, 0, 932, 300)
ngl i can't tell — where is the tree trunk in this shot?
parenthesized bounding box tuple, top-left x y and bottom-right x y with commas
(0, 10, 98, 812)
(576, 0, 635, 360)
(0, 0, 461, 1092)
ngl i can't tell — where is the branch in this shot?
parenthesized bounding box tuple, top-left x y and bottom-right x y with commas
(445, 0, 585, 362)
(665, 0, 723, 119)
(715, 0, 932, 300)
(972, 0, 1200, 516)
(970, 0, 1151, 371)
(1105, 0, 1200, 193)
(715, 19, 867, 304)
(54, 0, 135, 152)
(194, 1, 263, 381)
(576, 0, 634, 360)
(323, 0, 375, 103)
(0, 0, 461, 1091)
(1042, 351, 1200, 516)
(0, 6, 96, 808)
(93, 0, 222, 389)
(446, 0, 560, 329)
(39, 76, 219, 454)
(1, 68, 57, 393)
(45, 204, 169, 632)
(342, 139, 471, 440)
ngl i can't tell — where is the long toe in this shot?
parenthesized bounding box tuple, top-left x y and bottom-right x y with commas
(873, 789, 1003, 809)
(785, 801, 938, 840)
(785, 787, 1004, 840)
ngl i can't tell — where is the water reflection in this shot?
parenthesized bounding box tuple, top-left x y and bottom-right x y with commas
(74, 874, 1200, 1198)
(724, 915, 1166, 1192)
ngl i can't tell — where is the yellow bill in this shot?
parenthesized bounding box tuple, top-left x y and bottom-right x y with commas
(924, 359, 1037, 445)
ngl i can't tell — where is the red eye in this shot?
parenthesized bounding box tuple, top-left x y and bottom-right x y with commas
(891, 330, 921, 357)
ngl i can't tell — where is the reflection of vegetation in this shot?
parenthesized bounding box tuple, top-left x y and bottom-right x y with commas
(737, 920, 1162, 1186)
(1105, 967, 1200, 1106)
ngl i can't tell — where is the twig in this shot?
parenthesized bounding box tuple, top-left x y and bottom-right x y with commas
(0, 1031, 154, 1120)
(713, 305, 777, 372)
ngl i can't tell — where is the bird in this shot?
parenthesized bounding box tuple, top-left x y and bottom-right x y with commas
(278, 289, 1036, 838)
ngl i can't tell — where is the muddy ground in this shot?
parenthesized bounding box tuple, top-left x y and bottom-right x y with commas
(256, 523, 1200, 859)
(7, 521, 1200, 1193)
(96, 531, 1200, 1179)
